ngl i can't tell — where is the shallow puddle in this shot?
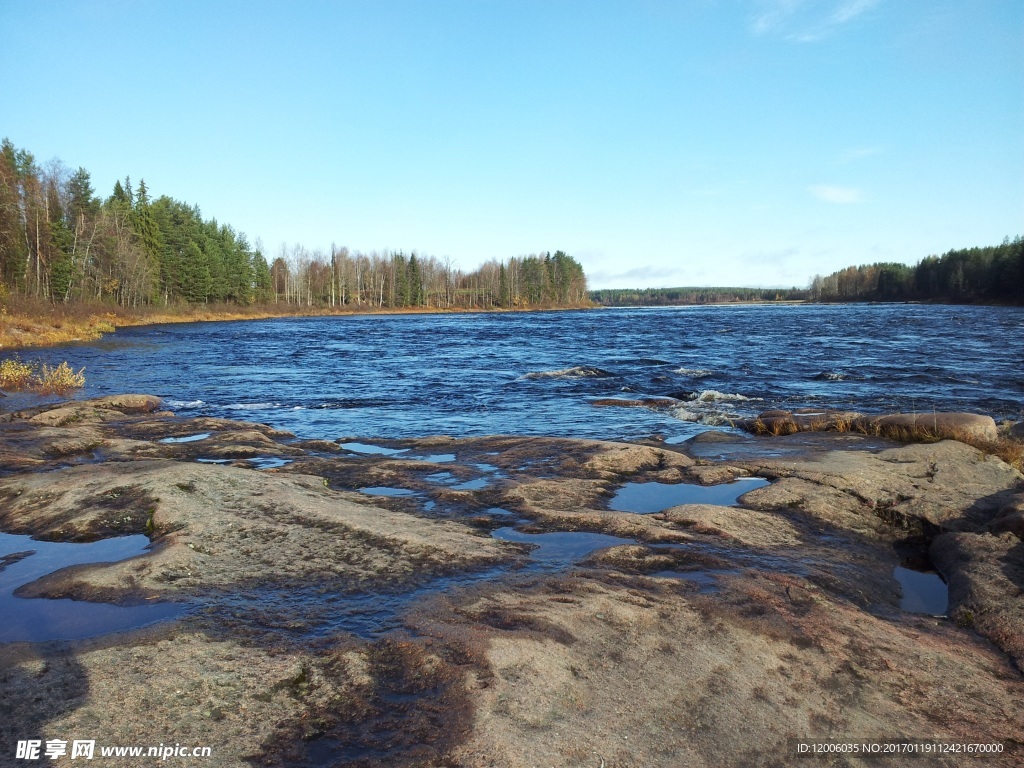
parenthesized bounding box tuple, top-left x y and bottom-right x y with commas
(424, 472, 491, 491)
(492, 528, 636, 568)
(247, 456, 293, 470)
(159, 432, 211, 443)
(359, 487, 417, 497)
(338, 442, 408, 456)
(485, 507, 516, 517)
(894, 566, 948, 616)
(410, 453, 457, 463)
(0, 533, 184, 643)
(609, 477, 769, 513)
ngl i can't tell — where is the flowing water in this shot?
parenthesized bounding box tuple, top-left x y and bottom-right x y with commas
(7, 303, 1022, 441)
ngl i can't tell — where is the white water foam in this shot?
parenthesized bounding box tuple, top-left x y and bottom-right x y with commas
(692, 390, 761, 403)
(165, 399, 205, 408)
(673, 367, 713, 378)
(669, 406, 737, 427)
(666, 389, 762, 425)
(520, 365, 613, 380)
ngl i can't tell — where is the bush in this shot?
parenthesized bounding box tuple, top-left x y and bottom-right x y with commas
(0, 357, 85, 393)
(0, 357, 34, 389)
(35, 361, 86, 393)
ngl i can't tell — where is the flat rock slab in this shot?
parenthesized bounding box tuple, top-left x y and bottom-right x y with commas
(0, 395, 1022, 767)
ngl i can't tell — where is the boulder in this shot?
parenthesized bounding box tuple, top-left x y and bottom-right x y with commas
(88, 394, 164, 413)
(856, 412, 997, 442)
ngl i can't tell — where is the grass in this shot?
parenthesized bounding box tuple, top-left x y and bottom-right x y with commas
(0, 355, 86, 394)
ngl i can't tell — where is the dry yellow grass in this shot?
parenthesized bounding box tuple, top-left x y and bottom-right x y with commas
(0, 300, 577, 351)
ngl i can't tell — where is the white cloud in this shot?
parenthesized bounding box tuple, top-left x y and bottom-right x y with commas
(809, 184, 864, 204)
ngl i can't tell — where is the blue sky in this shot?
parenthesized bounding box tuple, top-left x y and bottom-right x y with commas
(1, 0, 1021, 289)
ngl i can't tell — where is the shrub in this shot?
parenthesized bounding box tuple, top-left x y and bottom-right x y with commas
(0, 357, 35, 390)
(35, 361, 86, 394)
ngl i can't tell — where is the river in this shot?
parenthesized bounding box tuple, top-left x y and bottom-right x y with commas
(9, 303, 1024, 441)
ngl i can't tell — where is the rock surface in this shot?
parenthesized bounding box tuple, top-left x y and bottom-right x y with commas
(739, 408, 1000, 443)
(0, 396, 1022, 767)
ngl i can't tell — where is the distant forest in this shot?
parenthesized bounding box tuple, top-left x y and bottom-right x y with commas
(0, 138, 588, 311)
(589, 286, 807, 306)
(809, 237, 1024, 304)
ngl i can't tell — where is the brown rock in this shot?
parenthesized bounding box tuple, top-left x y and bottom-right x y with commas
(857, 412, 998, 442)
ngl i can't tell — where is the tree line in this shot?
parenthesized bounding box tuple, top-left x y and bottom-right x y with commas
(809, 237, 1024, 304)
(268, 245, 588, 310)
(0, 138, 588, 311)
(590, 286, 807, 306)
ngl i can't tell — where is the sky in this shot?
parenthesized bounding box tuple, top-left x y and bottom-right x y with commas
(1, 0, 1021, 289)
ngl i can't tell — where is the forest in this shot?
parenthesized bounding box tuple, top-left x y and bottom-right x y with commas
(808, 237, 1024, 304)
(589, 286, 807, 306)
(0, 138, 589, 312)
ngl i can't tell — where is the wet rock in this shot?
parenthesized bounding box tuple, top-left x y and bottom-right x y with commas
(688, 429, 739, 443)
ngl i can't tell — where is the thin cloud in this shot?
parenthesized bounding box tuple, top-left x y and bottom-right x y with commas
(751, 0, 880, 41)
(809, 184, 863, 204)
(830, 0, 879, 25)
(751, 0, 804, 36)
(589, 265, 681, 286)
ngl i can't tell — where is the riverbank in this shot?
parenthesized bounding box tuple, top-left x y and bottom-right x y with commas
(0, 299, 596, 351)
(1, 395, 1021, 765)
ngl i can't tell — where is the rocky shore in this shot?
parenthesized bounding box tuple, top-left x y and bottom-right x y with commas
(1, 396, 1022, 766)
